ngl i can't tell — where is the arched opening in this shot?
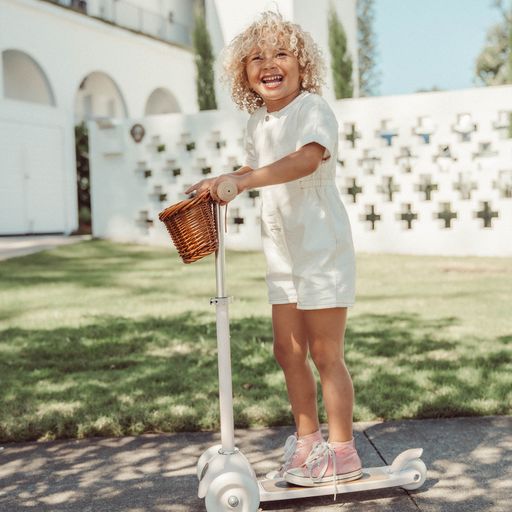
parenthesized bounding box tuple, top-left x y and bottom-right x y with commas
(2, 49, 56, 105)
(145, 87, 181, 115)
(74, 71, 128, 233)
(74, 71, 128, 122)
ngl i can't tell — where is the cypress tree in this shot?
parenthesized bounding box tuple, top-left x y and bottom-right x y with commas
(328, 5, 353, 99)
(357, 0, 380, 96)
(192, 12, 217, 110)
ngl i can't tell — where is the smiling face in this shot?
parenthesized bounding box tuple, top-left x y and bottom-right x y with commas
(245, 44, 302, 112)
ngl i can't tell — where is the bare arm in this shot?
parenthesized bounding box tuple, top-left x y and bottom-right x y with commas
(236, 143, 325, 191)
(187, 142, 325, 202)
(231, 165, 253, 176)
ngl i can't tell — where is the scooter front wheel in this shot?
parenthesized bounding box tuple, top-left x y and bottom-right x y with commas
(205, 471, 260, 512)
(401, 459, 427, 490)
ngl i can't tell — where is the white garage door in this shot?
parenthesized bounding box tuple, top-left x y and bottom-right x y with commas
(0, 121, 66, 234)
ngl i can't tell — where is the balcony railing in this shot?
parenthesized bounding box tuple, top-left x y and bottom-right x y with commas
(45, 0, 193, 48)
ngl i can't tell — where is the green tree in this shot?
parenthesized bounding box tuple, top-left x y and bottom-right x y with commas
(357, 0, 380, 96)
(475, 0, 512, 85)
(75, 122, 91, 234)
(328, 5, 353, 99)
(192, 12, 217, 110)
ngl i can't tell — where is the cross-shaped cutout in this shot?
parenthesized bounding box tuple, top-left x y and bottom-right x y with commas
(230, 208, 244, 233)
(345, 178, 363, 203)
(361, 205, 381, 230)
(135, 161, 152, 179)
(343, 123, 362, 148)
(433, 144, 456, 162)
(210, 130, 227, 150)
(227, 156, 241, 172)
(151, 185, 167, 202)
(378, 176, 400, 202)
(147, 134, 165, 154)
(436, 202, 457, 228)
(395, 146, 417, 173)
(136, 210, 154, 227)
(413, 116, 435, 144)
(398, 204, 418, 229)
(165, 159, 182, 179)
(248, 189, 260, 206)
(433, 144, 457, 171)
(376, 120, 399, 146)
(453, 173, 477, 200)
(476, 202, 499, 228)
(358, 149, 381, 174)
(494, 170, 512, 198)
(452, 113, 477, 142)
(197, 158, 211, 175)
(492, 110, 512, 139)
(416, 175, 438, 201)
(180, 132, 196, 152)
(473, 142, 498, 159)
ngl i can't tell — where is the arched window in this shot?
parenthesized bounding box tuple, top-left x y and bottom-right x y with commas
(145, 87, 181, 115)
(75, 71, 128, 121)
(2, 49, 56, 105)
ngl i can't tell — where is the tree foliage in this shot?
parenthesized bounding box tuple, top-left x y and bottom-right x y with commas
(328, 5, 353, 99)
(75, 122, 91, 233)
(192, 12, 217, 110)
(475, 0, 512, 85)
(357, 0, 379, 96)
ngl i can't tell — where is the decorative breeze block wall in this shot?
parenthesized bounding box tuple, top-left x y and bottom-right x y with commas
(89, 85, 512, 256)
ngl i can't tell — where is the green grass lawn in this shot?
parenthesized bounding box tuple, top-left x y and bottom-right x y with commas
(0, 240, 511, 443)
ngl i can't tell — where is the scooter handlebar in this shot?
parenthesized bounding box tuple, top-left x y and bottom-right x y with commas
(217, 180, 238, 202)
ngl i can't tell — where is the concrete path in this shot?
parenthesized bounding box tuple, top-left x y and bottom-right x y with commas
(0, 235, 90, 261)
(0, 416, 510, 511)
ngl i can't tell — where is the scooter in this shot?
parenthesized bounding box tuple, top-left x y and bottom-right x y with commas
(196, 181, 427, 511)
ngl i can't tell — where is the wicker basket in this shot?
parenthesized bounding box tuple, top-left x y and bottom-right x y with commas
(159, 190, 218, 264)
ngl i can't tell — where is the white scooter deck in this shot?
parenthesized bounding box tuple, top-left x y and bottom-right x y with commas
(259, 449, 427, 502)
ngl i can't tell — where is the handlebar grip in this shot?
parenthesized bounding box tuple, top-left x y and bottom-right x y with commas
(217, 180, 238, 202)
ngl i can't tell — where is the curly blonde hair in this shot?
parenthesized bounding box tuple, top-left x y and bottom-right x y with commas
(221, 11, 326, 113)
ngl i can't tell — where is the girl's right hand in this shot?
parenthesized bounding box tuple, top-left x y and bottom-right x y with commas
(184, 178, 216, 196)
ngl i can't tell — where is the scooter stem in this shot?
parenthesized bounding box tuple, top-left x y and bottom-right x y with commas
(213, 203, 235, 453)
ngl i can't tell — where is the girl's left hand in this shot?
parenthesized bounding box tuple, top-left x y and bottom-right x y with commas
(210, 174, 246, 204)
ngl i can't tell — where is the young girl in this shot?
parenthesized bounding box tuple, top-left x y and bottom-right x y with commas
(185, 11, 362, 488)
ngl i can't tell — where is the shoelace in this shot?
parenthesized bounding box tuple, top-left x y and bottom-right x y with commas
(303, 441, 338, 500)
(279, 434, 297, 472)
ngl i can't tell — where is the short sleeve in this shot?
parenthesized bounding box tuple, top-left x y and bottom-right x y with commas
(296, 95, 338, 161)
(243, 117, 258, 168)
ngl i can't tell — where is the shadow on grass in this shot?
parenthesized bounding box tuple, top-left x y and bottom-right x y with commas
(0, 312, 510, 442)
(0, 240, 219, 294)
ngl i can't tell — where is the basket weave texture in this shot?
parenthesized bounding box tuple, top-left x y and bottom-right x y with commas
(159, 190, 218, 264)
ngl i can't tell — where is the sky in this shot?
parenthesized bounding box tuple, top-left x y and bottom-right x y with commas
(373, 0, 505, 96)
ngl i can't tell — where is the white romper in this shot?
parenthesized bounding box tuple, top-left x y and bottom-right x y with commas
(244, 92, 356, 310)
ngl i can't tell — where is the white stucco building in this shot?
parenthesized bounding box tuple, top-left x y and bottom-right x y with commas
(0, 0, 198, 235)
(0, 0, 358, 236)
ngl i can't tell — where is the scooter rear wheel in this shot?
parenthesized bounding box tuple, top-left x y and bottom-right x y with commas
(401, 459, 427, 490)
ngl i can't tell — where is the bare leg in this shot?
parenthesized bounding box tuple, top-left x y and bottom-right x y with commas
(304, 307, 354, 442)
(272, 303, 319, 436)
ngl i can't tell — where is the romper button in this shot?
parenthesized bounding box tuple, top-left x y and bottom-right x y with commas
(265, 115, 270, 121)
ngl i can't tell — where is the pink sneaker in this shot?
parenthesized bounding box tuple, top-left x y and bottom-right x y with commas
(265, 430, 324, 479)
(284, 438, 363, 490)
